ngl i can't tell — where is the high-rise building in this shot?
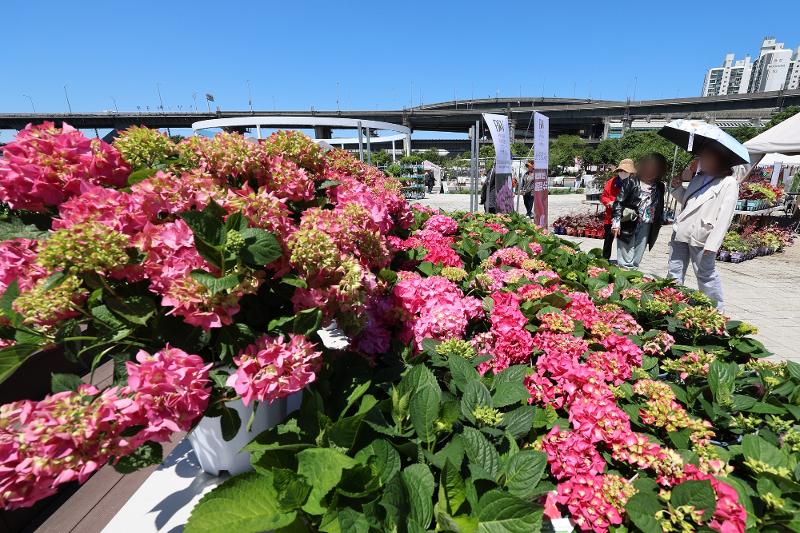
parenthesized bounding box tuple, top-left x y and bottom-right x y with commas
(702, 37, 799, 96)
(702, 53, 752, 96)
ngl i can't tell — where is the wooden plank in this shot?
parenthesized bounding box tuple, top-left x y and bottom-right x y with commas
(35, 434, 186, 533)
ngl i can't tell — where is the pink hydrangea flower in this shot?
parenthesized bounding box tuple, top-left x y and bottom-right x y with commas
(0, 238, 48, 293)
(0, 122, 129, 211)
(227, 334, 322, 405)
(423, 214, 458, 236)
(125, 346, 212, 442)
(542, 427, 606, 480)
(54, 185, 147, 235)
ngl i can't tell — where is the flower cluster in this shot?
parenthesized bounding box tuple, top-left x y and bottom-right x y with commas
(392, 273, 483, 352)
(227, 334, 322, 405)
(0, 347, 209, 509)
(0, 123, 129, 211)
(676, 305, 727, 336)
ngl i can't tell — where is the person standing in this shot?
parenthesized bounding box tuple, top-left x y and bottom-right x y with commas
(600, 159, 635, 260)
(667, 146, 739, 309)
(519, 160, 536, 218)
(611, 153, 667, 268)
(425, 170, 435, 193)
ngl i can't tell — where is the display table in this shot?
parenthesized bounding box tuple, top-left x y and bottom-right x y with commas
(102, 439, 225, 532)
(733, 206, 782, 216)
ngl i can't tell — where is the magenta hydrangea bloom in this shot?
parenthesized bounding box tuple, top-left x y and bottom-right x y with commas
(0, 238, 48, 293)
(0, 122, 129, 211)
(227, 334, 322, 406)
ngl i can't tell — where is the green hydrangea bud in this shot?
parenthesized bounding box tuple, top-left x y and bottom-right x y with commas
(441, 266, 468, 282)
(436, 338, 476, 360)
(14, 275, 87, 327)
(288, 228, 340, 276)
(225, 229, 246, 253)
(38, 222, 130, 274)
(114, 126, 176, 169)
(473, 405, 503, 427)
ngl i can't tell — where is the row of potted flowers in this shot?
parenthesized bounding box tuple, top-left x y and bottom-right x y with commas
(0, 125, 798, 532)
(552, 213, 605, 238)
(718, 223, 794, 263)
(736, 180, 784, 211)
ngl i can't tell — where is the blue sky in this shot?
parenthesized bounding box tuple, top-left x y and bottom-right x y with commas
(2, 1, 799, 117)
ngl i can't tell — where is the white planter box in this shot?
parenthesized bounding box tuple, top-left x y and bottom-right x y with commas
(188, 391, 302, 476)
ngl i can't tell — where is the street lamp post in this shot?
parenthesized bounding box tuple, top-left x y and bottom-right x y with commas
(192, 93, 198, 112)
(22, 94, 35, 113)
(157, 83, 165, 113)
(247, 80, 253, 113)
(111, 97, 119, 113)
(63, 85, 73, 113)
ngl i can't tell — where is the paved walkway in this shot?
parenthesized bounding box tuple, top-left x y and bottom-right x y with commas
(415, 193, 800, 362)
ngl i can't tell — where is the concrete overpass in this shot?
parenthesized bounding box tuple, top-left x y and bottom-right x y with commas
(1, 90, 798, 143)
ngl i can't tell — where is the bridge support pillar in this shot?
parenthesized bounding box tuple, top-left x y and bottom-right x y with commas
(602, 118, 611, 140)
(621, 118, 632, 136)
(313, 126, 332, 140)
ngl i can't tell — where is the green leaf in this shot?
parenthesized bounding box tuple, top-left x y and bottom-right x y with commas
(401, 463, 435, 529)
(439, 460, 467, 515)
(462, 427, 500, 481)
(449, 354, 480, 391)
(708, 360, 737, 404)
(51, 372, 83, 393)
(380, 474, 407, 530)
(185, 471, 297, 533)
(493, 365, 530, 388)
(293, 308, 322, 337)
(491, 382, 530, 408)
(297, 448, 357, 515)
(182, 210, 226, 247)
(190, 270, 242, 295)
(502, 405, 535, 438)
(476, 490, 542, 532)
(409, 366, 442, 442)
(355, 439, 401, 485)
(461, 380, 492, 422)
(218, 405, 242, 442)
(742, 434, 789, 468)
(320, 507, 369, 533)
(271, 468, 312, 510)
(225, 211, 246, 232)
(127, 167, 158, 186)
(113, 442, 163, 474)
(106, 295, 156, 325)
(0, 343, 39, 385)
(503, 450, 547, 499)
(625, 492, 663, 533)
(671, 479, 717, 521)
(240, 227, 282, 267)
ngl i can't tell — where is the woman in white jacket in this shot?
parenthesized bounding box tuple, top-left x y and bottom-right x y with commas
(668, 146, 739, 309)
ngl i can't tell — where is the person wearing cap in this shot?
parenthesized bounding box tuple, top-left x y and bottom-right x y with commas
(667, 146, 739, 310)
(519, 160, 536, 218)
(611, 153, 668, 268)
(600, 159, 635, 260)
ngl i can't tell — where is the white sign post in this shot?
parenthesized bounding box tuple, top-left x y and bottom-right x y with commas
(483, 113, 513, 212)
(771, 162, 783, 187)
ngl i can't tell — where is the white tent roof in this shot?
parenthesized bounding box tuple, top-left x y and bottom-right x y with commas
(745, 112, 800, 156)
(756, 153, 800, 167)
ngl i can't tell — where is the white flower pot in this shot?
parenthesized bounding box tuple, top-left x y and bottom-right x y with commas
(188, 391, 303, 476)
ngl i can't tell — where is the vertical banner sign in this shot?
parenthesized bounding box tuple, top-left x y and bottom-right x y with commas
(770, 162, 783, 187)
(483, 113, 513, 213)
(533, 112, 550, 227)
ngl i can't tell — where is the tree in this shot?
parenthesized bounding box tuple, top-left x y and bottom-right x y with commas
(763, 106, 800, 130)
(549, 135, 586, 172)
(371, 150, 392, 167)
(727, 125, 761, 144)
(593, 138, 622, 167)
(510, 141, 530, 158)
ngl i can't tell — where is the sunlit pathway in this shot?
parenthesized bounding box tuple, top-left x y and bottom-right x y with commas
(416, 192, 800, 362)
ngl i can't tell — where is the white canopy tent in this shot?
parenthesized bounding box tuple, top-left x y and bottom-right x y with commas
(745, 111, 800, 156)
(755, 153, 800, 167)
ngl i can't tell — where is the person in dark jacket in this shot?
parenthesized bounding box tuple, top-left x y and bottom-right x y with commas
(600, 159, 634, 259)
(611, 153, 668, 268)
